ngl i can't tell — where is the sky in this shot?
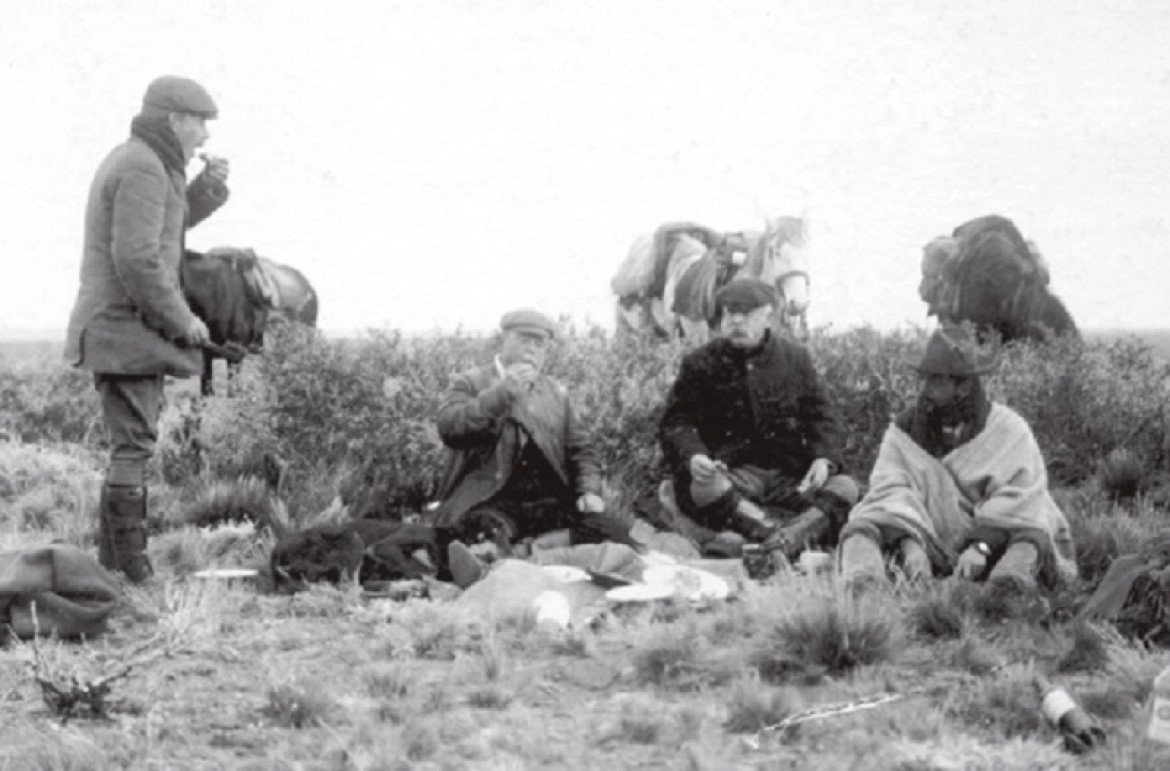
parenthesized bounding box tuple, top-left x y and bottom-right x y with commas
(1, 0, 1168, 338)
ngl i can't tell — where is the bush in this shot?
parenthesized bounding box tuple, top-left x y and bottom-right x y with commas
(4, 326, 1167, 522)
(0, 359, 102, 445)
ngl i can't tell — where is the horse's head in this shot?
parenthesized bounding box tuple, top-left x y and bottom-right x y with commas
(743, 216, 811, 320)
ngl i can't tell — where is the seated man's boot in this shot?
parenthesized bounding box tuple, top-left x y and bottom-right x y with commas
(100, 485, 154, 583)
(899, 538, 932, 582)
(447, 541, 488, 590)
(987, 541, 1040, 593)
(764, 506, 830, 561)
(840, 535, 887, 591)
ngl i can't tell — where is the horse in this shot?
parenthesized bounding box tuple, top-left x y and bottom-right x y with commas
(919, 215, 1077, 343)
(615, 216, 811, 344)
(181, 247, 319, 395)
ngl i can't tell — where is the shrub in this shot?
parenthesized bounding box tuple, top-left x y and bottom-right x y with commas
(769, 593, 898, 675)
(5, 325, 1167, 521)
(0, 358, 102, 445)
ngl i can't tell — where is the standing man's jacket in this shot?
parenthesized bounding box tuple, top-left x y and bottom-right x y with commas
(660, 333, 845, 481)
(430, 363, 604, 530)
(65, 137, 228, 376)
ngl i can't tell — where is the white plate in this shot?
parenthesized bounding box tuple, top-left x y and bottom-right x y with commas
(193, 568, 259, 581)
(606, 582, 677, 603)
(540, 565, 591, 583)
(641, 565, 730, 601)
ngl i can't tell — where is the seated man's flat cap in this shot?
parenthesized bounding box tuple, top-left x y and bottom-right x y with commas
(500, 308, 558, 338)
(143, 76, 219, 118)
(714, 277, 779, 311)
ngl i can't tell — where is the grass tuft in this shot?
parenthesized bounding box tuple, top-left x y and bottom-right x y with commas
(1056, 622, 1111, 673)
(1097, 447, 1147, 500)
(262, 681, 335, 728)
(770, 593, 898, 675)
(722, 676, 803, 734)
(908, 591, 966, 640)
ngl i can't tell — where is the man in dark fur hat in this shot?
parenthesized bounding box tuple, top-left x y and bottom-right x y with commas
(64, 76, 231, 582)
(839, 325, 1077, 591)
(657, 277, 860, 560)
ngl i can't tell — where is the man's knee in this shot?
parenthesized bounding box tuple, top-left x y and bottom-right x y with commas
(689, 473, 733, 509)
(821, 474, 860, 507)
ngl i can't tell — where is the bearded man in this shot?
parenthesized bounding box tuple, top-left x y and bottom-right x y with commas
(839, 325, 1077, 591)
(64, 76, 230, 582)
(657, 277, 859, 560)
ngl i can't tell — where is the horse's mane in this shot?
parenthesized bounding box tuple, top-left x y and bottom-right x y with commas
(742, 216, 807, 277)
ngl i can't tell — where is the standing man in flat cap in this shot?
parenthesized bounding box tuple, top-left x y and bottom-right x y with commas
(839, 325, 1076, 592)
(429, 309, 617, 585)
(65, 75, 231, 582)
(657, 277, 859, 563)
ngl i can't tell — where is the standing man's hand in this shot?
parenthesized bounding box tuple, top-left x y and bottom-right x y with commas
(201, 154, 230, 185)
(689, 454, 721, 485)
(576, 493, 606, 513)
(797, 458, 833, 495)
(955, 546, 988, 580)
(182, 317, 210, 347)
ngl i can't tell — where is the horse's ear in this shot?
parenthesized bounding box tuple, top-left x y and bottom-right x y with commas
(798, 187, 813, 233)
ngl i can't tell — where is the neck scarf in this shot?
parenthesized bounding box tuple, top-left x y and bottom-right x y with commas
(129, 114, 186, 177)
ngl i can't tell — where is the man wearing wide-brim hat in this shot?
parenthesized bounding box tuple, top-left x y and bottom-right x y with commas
(429, 308, 627, 585)
(839, 325, 1077, 592)
(63, 75, 233, 583)
(657, 277, 860, 563)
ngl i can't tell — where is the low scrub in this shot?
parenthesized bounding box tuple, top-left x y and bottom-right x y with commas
(3, 325, 1168, 521)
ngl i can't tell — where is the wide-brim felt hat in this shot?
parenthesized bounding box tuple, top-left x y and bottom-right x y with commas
(905, 326, 997, 376)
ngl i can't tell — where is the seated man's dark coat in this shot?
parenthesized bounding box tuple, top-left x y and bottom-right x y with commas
(428, 362, 604, 541)
(659, 332, 846, 515)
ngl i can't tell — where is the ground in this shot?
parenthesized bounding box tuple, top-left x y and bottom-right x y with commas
(4, 540, 1170, 771)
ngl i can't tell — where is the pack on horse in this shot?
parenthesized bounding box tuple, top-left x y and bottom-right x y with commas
(614, 216, 811, 343)
(181, 246, 319, 395)
(919, 214, 1077, 343)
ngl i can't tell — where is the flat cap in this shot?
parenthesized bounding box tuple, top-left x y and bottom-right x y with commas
(142, 75, 218, 118)
(500, 308, 557, 338)
(714, 277, 779, 311)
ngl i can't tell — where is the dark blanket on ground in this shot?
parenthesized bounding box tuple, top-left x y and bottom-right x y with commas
(270, 519, 442, 589)
(0, 545, 121, 640)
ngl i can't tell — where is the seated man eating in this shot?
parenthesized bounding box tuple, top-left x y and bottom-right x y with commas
(839, 325, 1077, 591)
(428, 308, 629, 586)
(657, 277, 859, 561)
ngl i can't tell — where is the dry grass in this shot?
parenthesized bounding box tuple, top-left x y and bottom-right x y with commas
(7, 417, 1170, 768)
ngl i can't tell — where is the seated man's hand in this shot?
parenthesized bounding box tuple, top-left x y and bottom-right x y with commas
(689, 454, 721, 485)
(576, 493, 606, 513)
(797, 458, 833, 495)
(955, 546, 988, 580)
(502, 361, 538, 398)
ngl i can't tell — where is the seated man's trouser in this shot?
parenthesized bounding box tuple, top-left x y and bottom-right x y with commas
(840, 519, 1044, 585)
(675, 465, 859, 540)
(454, 496, 634, 551)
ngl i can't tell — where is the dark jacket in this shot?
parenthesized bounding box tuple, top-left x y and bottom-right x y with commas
(429, 362, 604, 530)
(659, 333, 845, 482)
(65, 137, 228, 376)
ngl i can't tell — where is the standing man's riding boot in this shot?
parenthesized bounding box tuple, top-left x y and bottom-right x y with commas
(100, 484, 154, 583)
